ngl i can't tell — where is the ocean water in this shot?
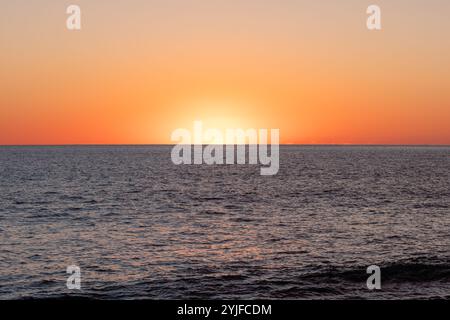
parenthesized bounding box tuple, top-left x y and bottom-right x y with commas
(0, 145, 449, 299)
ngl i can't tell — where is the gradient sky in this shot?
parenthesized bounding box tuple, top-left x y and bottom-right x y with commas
(1, 0, 449, 144)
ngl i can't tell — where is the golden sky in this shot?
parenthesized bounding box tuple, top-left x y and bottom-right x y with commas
(1, 0, 449, 144)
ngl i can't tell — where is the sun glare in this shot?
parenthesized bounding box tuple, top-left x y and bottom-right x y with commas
(169, 98, 260, 144)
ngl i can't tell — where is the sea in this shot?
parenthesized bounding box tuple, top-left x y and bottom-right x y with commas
(0, 145, 449, 299)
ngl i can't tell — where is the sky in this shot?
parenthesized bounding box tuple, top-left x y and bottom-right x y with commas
(1, 0, 449, 145)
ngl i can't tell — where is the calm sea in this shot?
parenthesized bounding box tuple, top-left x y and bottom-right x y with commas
(0, 145, 449, 299)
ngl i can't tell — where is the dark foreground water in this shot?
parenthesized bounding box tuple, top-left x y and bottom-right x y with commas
(0, 146, 449, 299)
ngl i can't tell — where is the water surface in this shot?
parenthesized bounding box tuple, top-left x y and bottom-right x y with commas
(0, 145, 449, 299)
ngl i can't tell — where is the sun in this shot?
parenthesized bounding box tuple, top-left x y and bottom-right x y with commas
(170, 98, 258, 143)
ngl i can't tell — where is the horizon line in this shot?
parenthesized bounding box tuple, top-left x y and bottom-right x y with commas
(1, 143, 449, 147)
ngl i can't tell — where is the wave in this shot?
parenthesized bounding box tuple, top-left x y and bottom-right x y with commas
(302, 257, 450, 283)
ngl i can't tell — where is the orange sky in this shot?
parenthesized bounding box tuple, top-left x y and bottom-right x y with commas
(1, 0, 449, 145)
